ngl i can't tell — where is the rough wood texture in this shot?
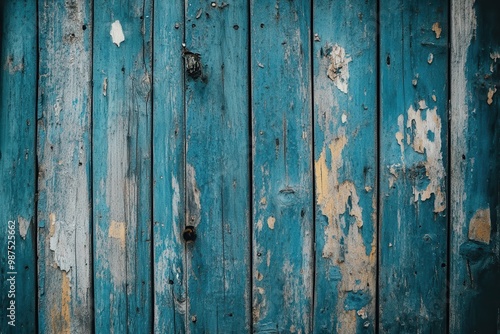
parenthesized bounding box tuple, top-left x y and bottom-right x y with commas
(37, 0, 93, 332)
(251, 1, 314, 332)
(0, 1, 37, 332)
(184, 1, 251, 332)
(153, 1, 186, 333)
(312, 1, 377, 332)
(379, 0, 449, 332)
(92, 1, 153, 333)
(450, 0, 500, 332)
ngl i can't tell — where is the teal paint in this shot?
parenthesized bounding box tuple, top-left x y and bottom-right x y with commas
(251, 1, 314, 332)
(92, 0, 153, 332)
(152, 0, 186, 333)
(37, 0, 93, 332)
(0, 1, 37, 332)
(313, 1, 377, 332)
(184, 1, 251, 332)
(379, 0, 449, 332)
(450, 0, 500, 332)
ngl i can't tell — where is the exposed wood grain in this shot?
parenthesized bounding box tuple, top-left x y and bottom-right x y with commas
(184, 1, 251, 332)
(92, 1, 153, 332)
(152, 0, 186, 333)
(450, 0, 500, 332)
(251, 1, 314, 332)
(312, 1, 377, 332)
(379, 1, 449, 332)
(0, 1, 37, 332)
(37, 0, 93, 332)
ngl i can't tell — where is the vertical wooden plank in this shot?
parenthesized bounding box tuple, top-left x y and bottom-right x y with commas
(379, 0, 449, 332)
(450, 0, 500, 332)
(92, 1, 153, 332)
(153, 1, 186, 333)
(0, 1, 37, 332)
(37, 0, 93, 332)
(312, 0, 377, 332)
(184, 1, 251, 332)
(251, 1, 313, 332)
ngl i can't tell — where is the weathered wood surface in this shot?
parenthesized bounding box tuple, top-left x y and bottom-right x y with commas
(92, 1, 153, 332)
(251, 1, 314, 332)
(450, 0, 500, 332)
(152, 0, 186, 333)
(379, 0, 449, 332)
(0, 1, 37, 332)
(37, 0, 93, 332)
(184, 1, 251, 332)
(313, 1, 377, 332)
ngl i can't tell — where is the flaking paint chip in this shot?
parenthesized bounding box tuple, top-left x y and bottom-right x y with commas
(110, 20, 125, 47)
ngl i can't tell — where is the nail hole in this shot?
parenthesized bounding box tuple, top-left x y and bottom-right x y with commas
(183, 226, 197, 242)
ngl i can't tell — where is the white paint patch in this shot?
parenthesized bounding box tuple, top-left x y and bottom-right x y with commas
(49, 220, 76, 272)
(327, 44, 352, 94)
(172, 175, 180, 219)
(267, 216, 275, 230)
(102, 77, 107, 96)
(18, 216, 30, 239)
(110, 20, 125, 47)
(256, 219, 263, 232)
(490, 52, 500, 72)
(108, 220, 126, 248)
(487, 86, 497, 105)
(341, 113, 347, 123)
(428, 53, 434, 64)
(395, 114, 405, 167)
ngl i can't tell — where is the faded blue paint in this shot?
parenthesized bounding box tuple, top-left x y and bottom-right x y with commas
(93, 1, 153, 333)
(184, 0, 251, 332)
(251, 1, 314, 332)
(153, 0, 186, 333)
(0, 1, 37, 333)
(379, 0, 449, 332)
(313, 0, 377, 332)
(450, 0, 500, 332)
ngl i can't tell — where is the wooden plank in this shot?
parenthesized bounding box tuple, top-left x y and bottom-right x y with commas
(450, 0, 500, 332)
(0, 1, 37, 332)
(184, 1, 251, 332)
(250, 1, 313, 332)
(92, 1, 153, 333)
(312, 0, 377, 332)
(152, 1, 186, 333)
(378, 1, 449, 332)
(37, 0, 93, 332)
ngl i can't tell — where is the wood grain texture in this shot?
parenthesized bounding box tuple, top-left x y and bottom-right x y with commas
(184, 1, 251, 332)
(0, 1, 37, 332)
(92, 1, 153, 333)
(251, 1, 314, 332)
(379, 0, 449, 332)
(37, 0, 93, 332)
(312, 1, 377, 332)
(450, 0, 500, 332)
(153, 0, 186, 333)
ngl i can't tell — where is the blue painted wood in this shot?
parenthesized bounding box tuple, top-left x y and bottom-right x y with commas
(450, 0, 500, 332)
(379, 1, 449, 332)
(37, 0, 93, 332)
(251, 1, 313, 332)
(184, 1, 251, 332)
(312, 1, 377, 332)
(0, 1, 37, 332)
(153, 1, 186, 333)
(92, 1, 153, 333)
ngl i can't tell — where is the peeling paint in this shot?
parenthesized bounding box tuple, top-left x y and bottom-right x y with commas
(51, 271, 71, 334)
(490, 52, 500, 72)
(49, 219, 76, 272)
(110, 20, 125, 47)
(267, 216, 275, 230)
(266, 250, 271, 267)
(186, 164, 201, 226)
(108, 220, 126, 248)
(102, 77, 107, 96)
(326, 44, 351, 94)
(428, 53, 434, 64)
(432, 22, 442, 38)
(468, 208, 491, 244)
(341, 113, 347, 123)
(256, 219, 263, 232)
(487, 86, 496, 105)
(18, 216, 30, 239)
(404, 104, 446, 212)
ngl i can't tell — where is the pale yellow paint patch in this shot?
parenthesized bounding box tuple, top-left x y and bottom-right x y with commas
(255, 271, 264, 281)
(51, 271, 71, 334)
(260, 197, 267, 206)
(108, 220, 126, 248)
(432, 22, 442, 38)
(487, 86, 497, 105)
(468, 208, 491, 244)
(267, 216, 276, 230)
(49, 213, 56, 237)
